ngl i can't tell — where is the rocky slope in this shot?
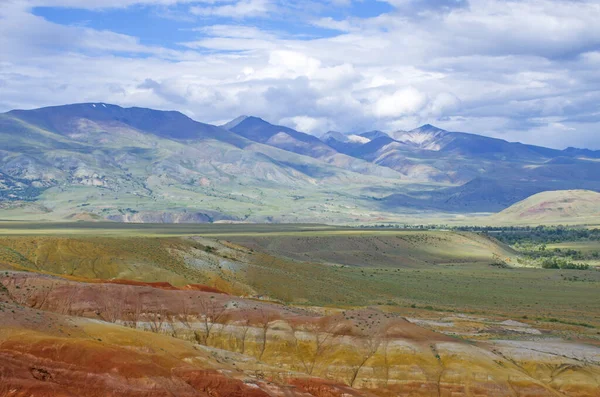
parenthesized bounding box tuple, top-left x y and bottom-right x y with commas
(2, 103, 600, 222)
(2, 271, 599, 397)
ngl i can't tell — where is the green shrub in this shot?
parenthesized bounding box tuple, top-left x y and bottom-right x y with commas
(541, 257, 589, 270)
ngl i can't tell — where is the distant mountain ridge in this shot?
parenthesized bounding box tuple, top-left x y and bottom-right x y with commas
(227, 116, 335, 157)
(359, 130, 389, 140)
(320, 131, 369, 155)
(8, 103, 247, 146)
(1, 102, 599, 223)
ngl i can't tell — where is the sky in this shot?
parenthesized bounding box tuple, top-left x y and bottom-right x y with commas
(1, 0, 599, 149)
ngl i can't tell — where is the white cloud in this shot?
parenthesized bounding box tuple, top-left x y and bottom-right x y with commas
(282, 115, 334, 134)
(312, 17, 353, 32)
(24, 0, 206, 9)
(190, 0, 273, 18)
(0, 2, 183, 58)
(426, 92, 461, 117)
(2, 0, 600, 148)
(268, 51, 321, 78)
(373, 87, 427, 118)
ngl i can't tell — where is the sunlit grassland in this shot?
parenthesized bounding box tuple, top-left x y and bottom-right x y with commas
(0, 222, 598, 327)
(546, 241, 600, 267)
(224, 230, 517, 269)
(242, 253, 600, 326)
(0, 221, 343, 236)
(1, 176, 424, 224)
(0, 235, 210, 286)
(547, 241, 600, 253)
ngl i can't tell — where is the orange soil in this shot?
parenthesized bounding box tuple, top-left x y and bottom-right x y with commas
(2, 271, 599, 397)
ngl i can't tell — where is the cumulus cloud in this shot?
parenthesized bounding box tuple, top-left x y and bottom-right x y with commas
(282, 115, 336, 134)
(373, 88, 427, 118)
(189, 0, 274, 18)
(384, 0, 469, 13)
(24, 0, 208, 9)
(1, 0, 600, 148)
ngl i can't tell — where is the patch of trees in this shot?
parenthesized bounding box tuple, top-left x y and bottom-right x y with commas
(358, 224, 434, 229)
(540, 257, 589, 270)
(517, 246, 599, 262)
(457, 225, 600, 245)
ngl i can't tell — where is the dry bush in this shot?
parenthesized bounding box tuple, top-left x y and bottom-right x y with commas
(194, 297, 227, 345)
(289, 321, 339, 375)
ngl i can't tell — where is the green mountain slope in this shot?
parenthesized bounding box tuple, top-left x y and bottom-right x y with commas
(0, 105, 407, 223)
(2, 102, 600, 224)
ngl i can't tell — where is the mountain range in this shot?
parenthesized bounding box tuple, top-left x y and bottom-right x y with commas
(1, 102, 599, 223)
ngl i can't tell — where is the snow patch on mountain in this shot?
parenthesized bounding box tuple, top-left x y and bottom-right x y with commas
(392, 125, 451, 151)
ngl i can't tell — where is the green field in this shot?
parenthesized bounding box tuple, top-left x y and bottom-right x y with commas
(224, 230, 516, 267)
(0, 222, 598, 328)
(0, 221, 346, 236)
(546, 241, 600, 268)
(547, 241, 600, 253)
(243, 256, 600, 322)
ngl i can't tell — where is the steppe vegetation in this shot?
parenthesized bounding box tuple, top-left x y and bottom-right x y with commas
(0, 223, 598, 325)
(1, 222, 599, 396)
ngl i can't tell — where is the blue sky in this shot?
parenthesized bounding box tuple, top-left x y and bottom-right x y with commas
(30, 1, 394, 53)
(2, 0, 600, 148)
(31, 2, 391, 48)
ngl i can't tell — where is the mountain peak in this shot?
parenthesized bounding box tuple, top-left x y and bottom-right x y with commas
(221, 115, 249, 130)
(412, 124, 447, 133)
(321, 131, 347, 142)
(390, 125, 450, 151)
(221, 115, 275, 132)
(233, 116, 273, 128)
(6, 102, 248, 145)
(359, 130, 390, 140)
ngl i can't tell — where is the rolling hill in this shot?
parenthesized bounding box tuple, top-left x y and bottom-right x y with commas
(486, 190, 600, 225)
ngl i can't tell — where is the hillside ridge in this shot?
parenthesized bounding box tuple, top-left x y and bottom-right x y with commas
(2, 102, 600, 223)
(488, 189, 600, 224)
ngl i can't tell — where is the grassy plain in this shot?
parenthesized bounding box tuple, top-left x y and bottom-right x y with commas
(0, 222, 598, 328)
(242, 253, 600, 327)
(546, 241, 600, 268)
(547, 241, 600, 253)
(224, 230, 516, 267)
(0, 221, 343, 236)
